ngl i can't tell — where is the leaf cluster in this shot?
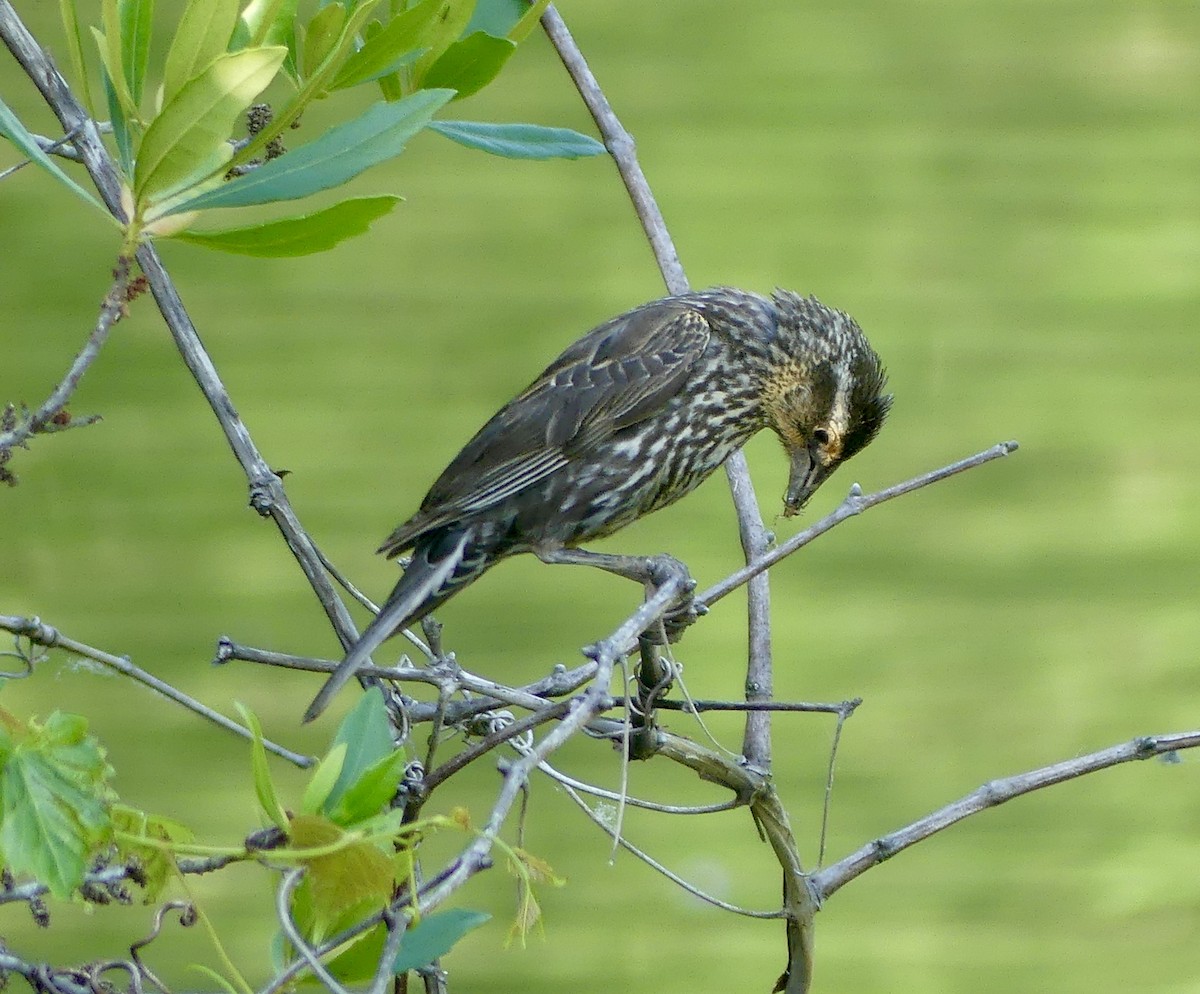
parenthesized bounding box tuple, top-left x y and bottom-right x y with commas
(245, 691, 491, 981)
(0, 0, 603, 256)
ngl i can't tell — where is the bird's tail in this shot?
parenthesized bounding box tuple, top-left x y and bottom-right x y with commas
(303, 527, 488, 722)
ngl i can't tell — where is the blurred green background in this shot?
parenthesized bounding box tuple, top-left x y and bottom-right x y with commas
(3, 1, 1199, 991)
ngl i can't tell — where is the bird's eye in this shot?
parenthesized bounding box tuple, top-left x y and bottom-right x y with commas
(812, 429, 830, 446)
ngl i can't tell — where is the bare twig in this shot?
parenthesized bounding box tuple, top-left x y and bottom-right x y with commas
(416, 575, 686, 912)
(698, 441, 1020, 609)
(0, 616, 313, 768)
(551, 768, 783, 918)
(275, 868, 350, 994)
(813, 729, 1200, 900)
(536, 757, 741, 814)
(0, 256, 128, 454)
(368, 907, 407, 994)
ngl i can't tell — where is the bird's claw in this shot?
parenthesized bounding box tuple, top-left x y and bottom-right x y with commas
(637, 554, 703, 644)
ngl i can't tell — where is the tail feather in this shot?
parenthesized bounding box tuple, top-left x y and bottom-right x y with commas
(303, 529, 470, 722)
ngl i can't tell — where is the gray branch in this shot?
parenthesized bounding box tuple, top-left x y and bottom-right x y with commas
(813, 730, 1200, 899)
(0, 615, 312, 768)
(0, 257, 127, 458)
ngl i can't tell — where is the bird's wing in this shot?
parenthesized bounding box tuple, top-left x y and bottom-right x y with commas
(378, 299, 711, 556)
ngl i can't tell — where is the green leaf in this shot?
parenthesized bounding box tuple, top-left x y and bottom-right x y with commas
(423, 32, 515, 100)
(112, 805, 195, 900)
(102, 67, 135, 178)
(504, 0, 551, 44)
(464, 0, 523, 38)
(91, 25, 138, 124)
(119, 0, 155, 105)
(327, 745, 407, 824)
(186, 965, 242, 994)
(134, 46, 287, 205)
(331, 0, 443, 91)
(393, 909, 490, 973)
(163, 0, 242, 102)
(235, 703, 288, 829)
(301, 743, 347, 814)
(428, 120, 604, 159)
(324, 688, 394, 812)
(411, 0, 475, 84)
(289, 813, 392, 937)
(236, 0, 295, 48)
(58, 0, 95, 112)
(302, 3, 347, 78)
(0, 711, 114, 899)
(164, 89, 453, 214)
(172, 196, 402, 256)
(0, 99, 107, 213)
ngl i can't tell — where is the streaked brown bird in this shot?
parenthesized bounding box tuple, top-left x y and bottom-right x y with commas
(304, 287, 890, 721)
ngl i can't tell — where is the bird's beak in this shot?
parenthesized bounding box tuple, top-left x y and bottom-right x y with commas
(783, 444, 832, 517)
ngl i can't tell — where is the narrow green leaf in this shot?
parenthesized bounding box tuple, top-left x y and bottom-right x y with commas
(393, 910, 491, 973)
(331, 0, 442, 90)
(118, 0, 155, 105)
(135, 46, 287, 204)
(186, 965, 241, 994)
(165, 89, 453, 214)
(171, 195, 401, 256)
(423, 32, 515, 100)
(91, 26, 138, 123)
(428, 120, 604, 159)
(302, 743, 348, 813)
(235, 703, 288, 829)
(324, 688, 393, 813)
(303, 3, 347, 78)
(58, 0, 95, 112)
(0, 99, 107, 213)
(163, 0, 242, 102)
(101, 67, 135, 178)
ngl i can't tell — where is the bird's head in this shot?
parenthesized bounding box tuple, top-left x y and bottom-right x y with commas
(761, 292, 891, 516)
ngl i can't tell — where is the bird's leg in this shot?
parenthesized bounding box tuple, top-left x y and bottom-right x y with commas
(533, 546, 705, 644)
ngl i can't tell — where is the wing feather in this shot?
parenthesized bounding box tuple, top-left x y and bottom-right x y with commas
(378, 299, 711, 557)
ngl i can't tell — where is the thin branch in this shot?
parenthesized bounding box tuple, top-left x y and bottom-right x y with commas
(552, 768, 783, 919)
(812, 730, 1200, 900)
(217, 637, 600, 724)
(0, 257, 129, 453)
(416, 575, 686, 912)
(698, 441, 1020, 608)
(817, 705, 853, 868)
(0, 616, 313, 768)
(367, 908, 407, 994)
(540, 7, 687, 294)
(536, 758, 742, 814)
(274, 868, 350, 994)
(653, 697, 861, 715)
(422, 698, 575, 793)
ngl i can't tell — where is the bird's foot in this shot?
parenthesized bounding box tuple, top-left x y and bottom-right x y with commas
(639, 554, 704, 644)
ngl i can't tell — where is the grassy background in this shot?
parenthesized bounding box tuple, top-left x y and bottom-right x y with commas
(2, 1, 1199, 991)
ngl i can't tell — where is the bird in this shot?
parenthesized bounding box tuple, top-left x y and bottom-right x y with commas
(303, 287, 890, 721)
